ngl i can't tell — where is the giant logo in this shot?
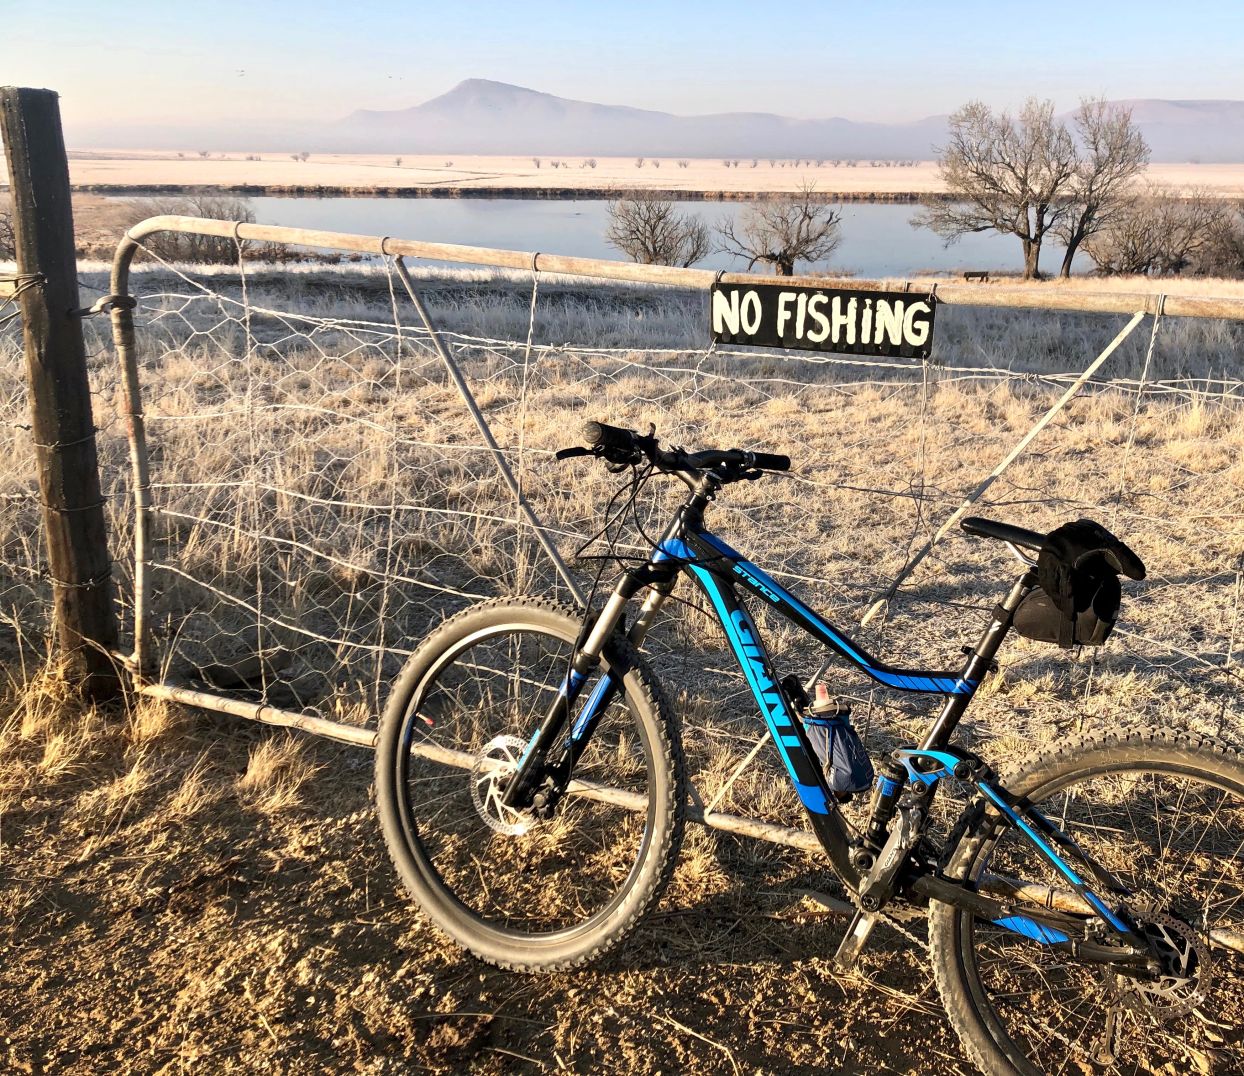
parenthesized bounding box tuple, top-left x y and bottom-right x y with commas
(729, 609, 822, 789)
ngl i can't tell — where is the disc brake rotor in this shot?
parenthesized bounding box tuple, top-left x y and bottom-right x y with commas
(470, 734, 535, 836)
(1105, 903, 1212, 1020)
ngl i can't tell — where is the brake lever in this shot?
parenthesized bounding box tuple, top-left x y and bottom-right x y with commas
(554, 445, 637, 469)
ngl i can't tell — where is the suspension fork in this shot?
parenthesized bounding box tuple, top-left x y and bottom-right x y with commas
(500, 563, 678, 810)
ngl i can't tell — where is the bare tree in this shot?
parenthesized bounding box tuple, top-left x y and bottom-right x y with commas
(605, 195, 711, 267)
(915, 98, 1077, 279)
(1083, 185, 1232, 276)
(716, 183, 842, 276)
(1192, 205, 1244, 277)
(1053, 98, 1149, 277)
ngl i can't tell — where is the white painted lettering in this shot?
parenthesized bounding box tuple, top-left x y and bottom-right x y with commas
(775, 291, 797, 338)
(741, 290, 763, 334)
(873, 299, 904, 346)
(806, 294, 830, 343)
(903, 301, 932, 348)
(712, 289, 741, 336)
(830, 296, 858, 345)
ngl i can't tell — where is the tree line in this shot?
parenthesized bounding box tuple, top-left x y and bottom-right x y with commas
(603, 97, 1244, 280)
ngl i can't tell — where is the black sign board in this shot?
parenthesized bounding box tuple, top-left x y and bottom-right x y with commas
(710, 282, 936, 359)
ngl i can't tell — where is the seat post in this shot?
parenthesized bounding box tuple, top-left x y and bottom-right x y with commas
(920, 568, 1037, 750)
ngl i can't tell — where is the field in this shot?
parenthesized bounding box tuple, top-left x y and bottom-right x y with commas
(1, 259, 1242, 1073)
(40, 152, 1244, 199)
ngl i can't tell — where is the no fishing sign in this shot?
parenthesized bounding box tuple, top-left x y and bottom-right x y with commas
(710, 282, 936, 359)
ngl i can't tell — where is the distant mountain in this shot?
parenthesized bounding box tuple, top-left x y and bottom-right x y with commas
(62, 80, 1244, 160)
(336, 80, 1244, 162)
(1107, 99, 1244, 162)
(338, 79, 949, 159)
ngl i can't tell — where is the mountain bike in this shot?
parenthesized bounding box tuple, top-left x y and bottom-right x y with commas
(375, 421, 1244, 1074)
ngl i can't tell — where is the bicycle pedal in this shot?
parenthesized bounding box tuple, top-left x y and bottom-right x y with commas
(832, 909, 878, 972)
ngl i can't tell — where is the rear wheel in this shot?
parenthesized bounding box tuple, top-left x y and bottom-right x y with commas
(930, 728, 1244, 1075)
(375, 597, 686, 970)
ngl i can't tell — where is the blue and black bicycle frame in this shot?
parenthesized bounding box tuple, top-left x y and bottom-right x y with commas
(501, 465, 1151, 972)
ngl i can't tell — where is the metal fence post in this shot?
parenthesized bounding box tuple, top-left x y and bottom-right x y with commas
(0, 86, 119, 696)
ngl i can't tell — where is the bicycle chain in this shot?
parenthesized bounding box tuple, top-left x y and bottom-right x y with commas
(875, 906, 929, 952)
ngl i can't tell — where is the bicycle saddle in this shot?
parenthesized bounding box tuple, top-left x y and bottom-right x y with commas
(960, 516, 1045, 554)
(961, 516, 1145, 581)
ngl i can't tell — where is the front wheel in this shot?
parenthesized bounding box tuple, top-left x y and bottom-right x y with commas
(930, 728, 1244, 1075)
(374, 597, 686, 971)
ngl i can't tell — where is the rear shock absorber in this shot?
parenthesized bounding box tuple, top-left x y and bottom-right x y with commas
(853, 757, 907, 869)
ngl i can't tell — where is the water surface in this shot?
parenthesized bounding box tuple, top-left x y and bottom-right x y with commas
(245, 197, 1089, 278)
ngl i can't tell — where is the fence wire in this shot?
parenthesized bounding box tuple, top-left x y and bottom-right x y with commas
(5, 248, 1244, 838)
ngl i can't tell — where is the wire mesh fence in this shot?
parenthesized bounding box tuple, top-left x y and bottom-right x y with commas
(2, 228, 1242, 841)
(0, 287, 47, 663)
(0, 273, 131, 675)
(81, 232, 1243, 840)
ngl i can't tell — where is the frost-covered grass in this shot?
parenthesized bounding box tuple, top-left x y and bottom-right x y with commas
(4, 263, 1239, 787)
(1, 262, 1241, 1073)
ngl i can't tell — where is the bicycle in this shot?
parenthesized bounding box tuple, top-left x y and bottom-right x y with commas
(375, 421, 1244, 1074)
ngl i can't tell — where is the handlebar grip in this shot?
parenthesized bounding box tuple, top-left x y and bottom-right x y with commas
(750, 451, 791, 472)
(583, 421, 636, 453)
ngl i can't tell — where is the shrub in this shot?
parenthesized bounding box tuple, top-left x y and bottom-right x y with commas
(126, 195, 259, 264)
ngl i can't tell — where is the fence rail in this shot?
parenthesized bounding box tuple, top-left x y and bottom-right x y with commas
(117, 215, 1244, 320)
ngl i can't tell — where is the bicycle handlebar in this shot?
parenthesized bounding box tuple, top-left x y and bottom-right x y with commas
(580, 421, 791, 478)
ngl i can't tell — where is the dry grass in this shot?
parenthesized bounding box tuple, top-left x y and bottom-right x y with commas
(57, 152, 1244, 199)
(236, 735, 324, 814)
(1, 684, 974, 1074)
(2, 260, 1240, 813)
(0, 262, 1241, 1072)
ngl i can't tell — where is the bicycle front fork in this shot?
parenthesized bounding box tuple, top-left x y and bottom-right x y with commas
(501, 566, 676, 813)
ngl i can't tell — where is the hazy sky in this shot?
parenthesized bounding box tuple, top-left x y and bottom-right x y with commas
(8, 0, 1244, 137)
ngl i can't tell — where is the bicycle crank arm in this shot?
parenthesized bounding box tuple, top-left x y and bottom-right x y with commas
(832, 909, 878, 972)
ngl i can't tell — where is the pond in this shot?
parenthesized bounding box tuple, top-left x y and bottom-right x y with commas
(242, 196, 1089, 278)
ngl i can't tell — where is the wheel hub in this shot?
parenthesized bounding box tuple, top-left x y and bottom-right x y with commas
(470, 734, 535, 836)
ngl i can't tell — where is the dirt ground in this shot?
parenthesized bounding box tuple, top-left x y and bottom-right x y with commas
(0, 688, 970, 1075)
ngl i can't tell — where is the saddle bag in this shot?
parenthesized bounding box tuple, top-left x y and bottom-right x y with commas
(1013, 519, 1145, 648)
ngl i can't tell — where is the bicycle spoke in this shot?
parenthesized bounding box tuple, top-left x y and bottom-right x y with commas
(963, 761, 1244, 1073)
(397, 622, 656, 937)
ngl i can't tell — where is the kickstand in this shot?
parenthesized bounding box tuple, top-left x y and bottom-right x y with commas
(832, 909, 878, 972)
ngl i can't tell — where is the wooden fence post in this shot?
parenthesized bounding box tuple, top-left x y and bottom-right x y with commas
(1, 86, 119, 697)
